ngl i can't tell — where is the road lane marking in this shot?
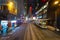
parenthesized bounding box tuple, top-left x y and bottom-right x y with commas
(29, 24, 37, 40)
(31, 24, 45, 40)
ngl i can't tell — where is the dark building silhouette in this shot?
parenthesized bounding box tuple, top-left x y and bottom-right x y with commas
(0, 5, 9, 20)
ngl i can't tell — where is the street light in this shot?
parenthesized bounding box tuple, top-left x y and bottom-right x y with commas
(8, 2, 14, 5)
(7, 2, 14, 11)
(7, 1, 17, 15)
(54, 1, 59, 5)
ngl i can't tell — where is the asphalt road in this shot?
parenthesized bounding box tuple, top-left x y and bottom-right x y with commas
(1, 23, 27, 40)
(24, 23, 60, 40)
(1, 23, 60, 40)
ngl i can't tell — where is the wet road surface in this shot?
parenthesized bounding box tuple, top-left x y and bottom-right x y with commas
(1, 24, 27, 40)
(1, 23, 60, 40)
(24, 23, 60, 40)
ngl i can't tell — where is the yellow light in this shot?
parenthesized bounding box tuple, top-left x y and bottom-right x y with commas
(54, 1, 59, 5)
(15, 9, 17, 13)
(7, 2, 17, 15)
(8, 2, 14, 5)
(7, 2, 14, 13)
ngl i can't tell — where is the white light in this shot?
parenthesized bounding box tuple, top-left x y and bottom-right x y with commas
(11, 20, 16, 23)
(1, 20, 8, 28)
(33, 17, 36, 20)
(56, 29, 60, 31)
(26, 17, 28, 20)
(15, 24, 17, 27)
(35, 2, 48, 14)
(44, 5, 47, 8)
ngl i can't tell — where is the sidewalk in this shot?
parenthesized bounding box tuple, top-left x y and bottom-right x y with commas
(47, 25, 60, 31)
(0, 27, 17, 40)
(34, 23, 60, 31)
(47, 26, 56, 31)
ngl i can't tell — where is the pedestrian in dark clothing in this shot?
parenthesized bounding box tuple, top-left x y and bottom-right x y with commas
(0, 24, 2, 34)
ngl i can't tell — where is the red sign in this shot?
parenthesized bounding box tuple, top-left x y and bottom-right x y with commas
(30, 6, 32, 13)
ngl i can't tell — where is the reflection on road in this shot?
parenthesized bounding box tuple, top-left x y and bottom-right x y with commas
(24, 23, 60, 40)
(0, 23, 60, 40)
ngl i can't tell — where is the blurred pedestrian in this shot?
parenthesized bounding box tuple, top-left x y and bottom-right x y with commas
(7, 21, 12, 32)
(0, 24, 2, 34)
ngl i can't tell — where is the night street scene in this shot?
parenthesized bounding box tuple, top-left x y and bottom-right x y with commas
(0, 0, 60, 40)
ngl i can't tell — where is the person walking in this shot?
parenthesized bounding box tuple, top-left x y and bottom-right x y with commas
(0, 24, 2, 34)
